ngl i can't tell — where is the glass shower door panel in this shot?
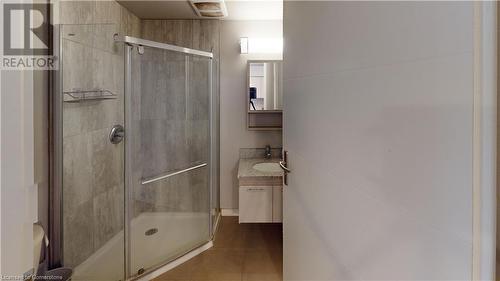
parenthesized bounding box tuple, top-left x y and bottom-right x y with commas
(128, 46, 211, 276)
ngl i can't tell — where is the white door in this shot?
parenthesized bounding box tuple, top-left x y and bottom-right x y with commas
(282, 2, 479, 280)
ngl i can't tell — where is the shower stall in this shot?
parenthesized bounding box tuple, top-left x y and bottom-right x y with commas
(51, 24, 219, 281)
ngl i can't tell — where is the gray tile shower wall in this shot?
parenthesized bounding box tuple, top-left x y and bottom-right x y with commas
(60, 7, 220, 269)
(59, 0, 140, 268)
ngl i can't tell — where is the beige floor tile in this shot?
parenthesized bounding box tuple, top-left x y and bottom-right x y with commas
(191, 272, 242, 281)
(213, 218, 247, 249)
(243, 224, 283, 250)
(190, 249, 244, 279)
(242, 249, 282, 275)
(154, 218, 282, 281)
(153, 278, 190, 281)
(242, 273, 282, 281)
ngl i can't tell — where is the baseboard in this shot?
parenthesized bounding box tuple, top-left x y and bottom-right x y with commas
(213, 211, 221, 234)
(211, 212, 222, 241)
(221, 208, 239, 216)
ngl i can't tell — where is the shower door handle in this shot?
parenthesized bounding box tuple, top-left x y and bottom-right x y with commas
(109, 125, 125, 144)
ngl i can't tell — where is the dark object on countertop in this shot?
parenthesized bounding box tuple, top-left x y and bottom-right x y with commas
(249, 87, 257, 110)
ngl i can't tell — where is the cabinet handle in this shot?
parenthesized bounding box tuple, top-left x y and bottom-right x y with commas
(247, 188, 265, 191)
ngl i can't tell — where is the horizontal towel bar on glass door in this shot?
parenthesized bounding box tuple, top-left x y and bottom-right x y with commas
(141, 163, 207, 185)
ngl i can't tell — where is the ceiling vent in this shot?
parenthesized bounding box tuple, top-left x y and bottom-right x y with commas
(190, 0, 228, 18)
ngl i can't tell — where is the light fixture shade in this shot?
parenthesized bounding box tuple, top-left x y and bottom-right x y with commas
(239, 37, 283, 54)
(240, 37, 249, 54)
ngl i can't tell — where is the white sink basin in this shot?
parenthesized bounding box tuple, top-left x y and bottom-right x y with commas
(252, 162, 282, 173)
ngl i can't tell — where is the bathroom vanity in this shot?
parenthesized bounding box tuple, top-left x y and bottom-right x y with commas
(238, 158, 283, 223)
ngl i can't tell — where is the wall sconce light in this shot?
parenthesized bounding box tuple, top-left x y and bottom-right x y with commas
(240, 37, 282, 54)
(240, 37, 249, 54)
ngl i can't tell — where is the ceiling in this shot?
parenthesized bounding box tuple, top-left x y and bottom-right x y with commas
(225, 0, 282, 20)
(117, 0, 283, 20)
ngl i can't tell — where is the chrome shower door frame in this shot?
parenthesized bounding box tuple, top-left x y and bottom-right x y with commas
(124, 42, 133, 279)
(49, 23, 63, 268)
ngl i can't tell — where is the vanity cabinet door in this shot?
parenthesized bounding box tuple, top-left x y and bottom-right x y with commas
(272, 186, 283, 222)
(239, 186, 273, 223)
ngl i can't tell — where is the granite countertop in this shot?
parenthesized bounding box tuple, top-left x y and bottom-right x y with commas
(238, 158, 283, 180)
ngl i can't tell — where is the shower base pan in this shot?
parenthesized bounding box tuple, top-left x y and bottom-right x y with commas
(72, 212, 211, 281)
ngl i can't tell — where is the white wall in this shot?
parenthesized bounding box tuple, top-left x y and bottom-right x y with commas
(282, 1, 495, 279)
(1, 1, 52, 277)
(477, 3, 497, 279)
(220, 20, 283, 210)
(34, 69, 49, 237)
(1, 70, 37, 277)
(0, 0, 38, 276)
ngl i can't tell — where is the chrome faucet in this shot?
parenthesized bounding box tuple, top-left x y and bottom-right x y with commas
(265, 145, 272, 159)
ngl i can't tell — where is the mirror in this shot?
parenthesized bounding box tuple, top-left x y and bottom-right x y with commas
(247, 61, 283, 111)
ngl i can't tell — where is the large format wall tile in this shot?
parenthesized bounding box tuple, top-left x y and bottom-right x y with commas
(94, 0, 121, 25)
(63, 134, 92, 212)
(192, 20, 220, 54)
(62, 39, 93, 94)
(63, 200, 94, 267)
(120, 5, 141, 37)
(61, 9, 220, 272)
(60, 0, 140, 271)
(141, 21, 164, 43)
(59, 1, 96, 25)
(135, 19, 219, 217)
(93, 184, 124, 250)
(90, 127, 123, 196)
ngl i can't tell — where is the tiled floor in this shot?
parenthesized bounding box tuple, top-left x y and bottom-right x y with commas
(153, 216, 283, 281)
(497, 261, 500, 281)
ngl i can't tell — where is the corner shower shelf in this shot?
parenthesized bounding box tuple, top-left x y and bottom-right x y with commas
(63, 89, 117, 103)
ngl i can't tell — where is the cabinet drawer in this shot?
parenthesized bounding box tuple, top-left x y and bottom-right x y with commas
(239, 186, 273, 223)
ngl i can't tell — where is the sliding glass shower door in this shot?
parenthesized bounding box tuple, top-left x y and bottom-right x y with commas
(56, 28, 214, 280)
(125, 42, 212, 276)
